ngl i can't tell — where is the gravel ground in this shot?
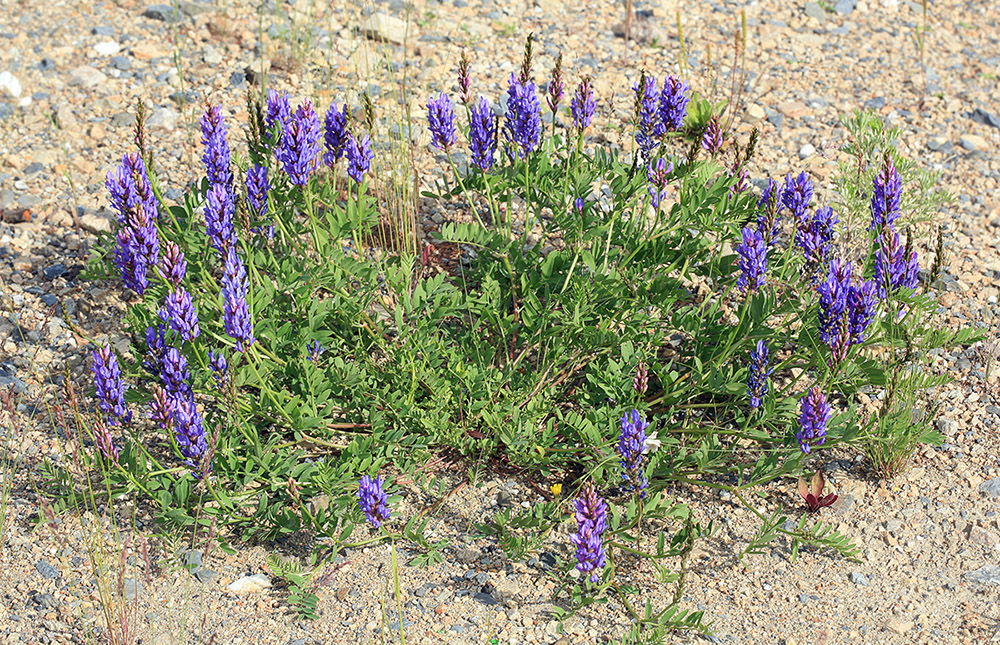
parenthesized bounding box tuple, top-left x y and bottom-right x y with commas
(1, 0, 999, 643)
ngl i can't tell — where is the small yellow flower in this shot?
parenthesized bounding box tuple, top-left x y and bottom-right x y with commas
(550, 483, 563, 496)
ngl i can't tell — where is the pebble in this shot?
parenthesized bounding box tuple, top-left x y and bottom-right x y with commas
(93, 41, 121, 56)
(143, 4, 182, 23)
(34, 561, 59, 580)
(978, 478, 1000, 498)
(848, 571, 869, 586)
(359, 12, 410, 44)
(68, 66, 108, 88)
(969, 108, 1000, 130)
(146, 107, 179, 130)
(227, 573, 272, 594)
(0, 71, 22, 98)
(798, 143, 816, 159)
(804, 2, 826, 22)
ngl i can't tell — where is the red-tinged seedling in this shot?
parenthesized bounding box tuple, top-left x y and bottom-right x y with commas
(798, 471, 838, 513)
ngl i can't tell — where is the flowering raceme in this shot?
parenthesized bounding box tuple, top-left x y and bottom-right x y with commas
(736, 226, 767, 294)
(647, 157, 672, 209)
(570, 483, 607, 583)
(633, 73, 659, 156)
(345, 133, 373, 184)
(358, 474, 390, 528)
(570, 77, 596, 133)
(797, 386, 831, 454)
(172, 398, 207, 468)
(469, 98, 497, 171)
(204, 183, 235, 253)
(200, 104, 232, 189)
(159, 241, 186, 287)
(658, 76, 691, 132)
(264, 89, 291, 146)
(160, 288, 200, 341)
(427, 92, 456, 150)
(870, 154, 902, 231)
(618, 409, 650, 495)
(221, 246, 255, 352)
(160, 346, 193, 403)
(797, 205, 838, 266)
(700, 117, 723, 155)
(106, 153, 158, 225)
(874, 227, 919, 298)
(503, 72, 542, 160)
(323, 102, 349, 166)
(782, 171, 813, 223)
(746, 341, 774, 409)
(278, 101, 321, 187)
(92, 344, 131, 425)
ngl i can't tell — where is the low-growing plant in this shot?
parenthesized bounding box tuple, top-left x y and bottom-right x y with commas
(45, 33, 977, 638)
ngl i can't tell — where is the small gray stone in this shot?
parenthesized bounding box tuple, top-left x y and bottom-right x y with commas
(849, 571, 869, 586)
(979, 478, 1000, 498)
(43, 264, 66, 280)
(180, 549, 203, 569)
(834, 0, 857, 14)
(110, 56, 131, 71)
(143, 4, 182, 23)
(18, 193, 40, 209)
(229, 71, 247, 89)
(111, 112, 133, 127)
(146, 107, 178, 130)
(92, 26, 115, 37)
(935, 417, 959, 435)
(965, 564, 1000, 586)
(864, 97, 887, 110)
(798, 593, 809, 604)
(193, 567, 220, 584)
(969, 108, 1000, 130)
(0, 188, 14, 208)
(35, 561, 59, 579)
(122, 578, 141, 601)
(798, 143, 816, 159)
(40, 294, 57, 307)
(68, 65, 107, 88)
(0, 102, 13, 121)
(804, 2, 826, 22)
(24, 162, 44, 175)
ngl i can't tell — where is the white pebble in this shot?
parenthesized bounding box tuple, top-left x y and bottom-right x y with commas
(93, 41, 121, 56)
(227, 573, 272, 594)
(0, 71, 21, 98)
(798, 143, 816, 159)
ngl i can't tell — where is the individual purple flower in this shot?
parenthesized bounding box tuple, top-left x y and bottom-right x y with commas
(870, 154, 902, 231)
(874, 227, 919, 298)
(208, 350, 228, 389)
(277, 101, 321, 187)
(469, 97, 497, 172)
(204, 183, 236, 253)
(345, 133, 374, 184)
(647, 157, 672, 209)
(797, 386, 831, 454)
(570, 482, 607, 583)
(503, 72, 542, 161)
(307, 340, 325, 362)
(264, 89, 291, 146)
(658, 76, 691, 132)
(358, 474, 391, 529)
(618, 409, 650, 496)
(746, 341, 774, 409)
(172, 398, 207, 469)
(93, 417, 119, 464)
(427, 92, 457, 151)
(847, 280, 877, 345)
(701, 116, 723, 155)
(797, 205, 838, 266)
(574, 197, 585, 213)
(546, 53, 563, 117)
(92, 344, 131, 425)
(633, 73, 659, 157)
(570, 77, 596, 133)
(736, 227, 768, 294)
(323, 102, 350, 166)
(781, 172, 813, 223)
(221, 246, 255, 352)
(159, 288, 200, 342)
(817, 259, 852, 347)
(200, 104, 232, 189)
(160, 346, 193, 403)
(148, 384, 173, 430)
(159, 241, 187, 287)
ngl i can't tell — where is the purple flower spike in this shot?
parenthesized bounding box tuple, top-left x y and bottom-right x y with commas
(172, 398, 207, 469)
(323, 102, 350, 166)
(458, 52, 473, 107)
(113, 229, 149, 295)
(870, 154, 902, 231)
(159, 241, 187, 287)
(264, 89, 291, 146)
(570, 482, 607, 583)
(503, 72, 542, 161)
(278, 101, 321, 187)
(92, 344, 131, 425)
(222, 246, 255, 352)
(160, 346, 193, 403)
(797, 386, 831, 454)
(634, 361, 648, 395)
(647, 157, 672, 209)
(658, 76, 691, 132)
(701, 117, 723, 155)
(746, 341, 774, 409)
(469, 98, 497, 172)
(345, 133, 374, 184)
(205, 183, 236, 254)
(546, 54, 564, 117)
(200, 104, 232, 189)
(874, 227, 919, 298)
(427, 92, 457, 151)
(781, 172, 813, 223)
(797, 205, 838, 266)
(736, 226, 768, 294)
(93, 417, 119, 464)
(307, 340, 325, 362)
(358, 474, 391, 529)
(143, 324, 167, 377)
(570, 77, 596, 133)
(817, 259, 852, 348)
(148, 384, 173, 430)
(106, 153, 159, 225)
(246, 165, 269, 220)
(618, 409, 650, 496)
(208, 350, 229, 389)
(633, 73, 660, 157)
(847, 280, 878, 345)
(159, 288, 200, 342)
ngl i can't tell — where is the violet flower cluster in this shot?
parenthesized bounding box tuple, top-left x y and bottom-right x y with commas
(869, 154, 902, 231)
(264, 89, 291, 146)
(204, 183, 236, 254)
(700, 117, 723, 155)
(200, 104, 232, 189)
(797, 386, 830, 454)
(92, 344, 131, 425)
(870, 155, 918, 299)
(345, 133, 374, 184)
(736, 226, 768, 294)
(246, 164, 272, 239)
(107, 154, 160, 294)
(427, 92, 457, 151)
(658, 76, 691, 132)
(570, 483, 608, 583)
(277, 100, 321, 187)
(647, 157, 672, 209)
(782, 172, 813, 223)
(323, 102, 350, 166)
(618, 409, 650, 496)
(93, 417, 119, 464)
(816, 260, 877, 361)
(633, 74, 659, 157)
(208, 350, 228, 389)
(746, 341, 774, 409)
(222, 246, 255, 352)
(796, 205, 838, 267)
(159, 241, 187, 287)
(503, 72, 542, 161)
(570, 77, 596, 133)
(756, 178, 781, 244)
(469, 98, 497, 171)
(159, 288, 200, 342)
(358, 474, 391, 528)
